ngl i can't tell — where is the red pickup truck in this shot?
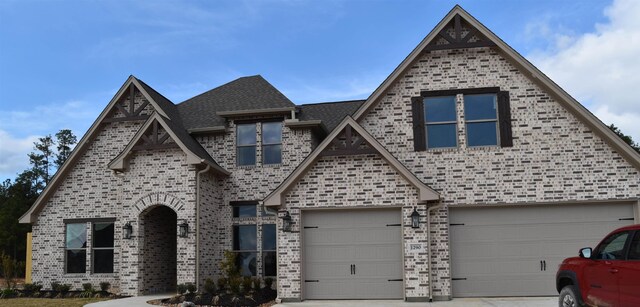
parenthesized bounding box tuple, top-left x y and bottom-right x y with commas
(556, 224, 640, 307)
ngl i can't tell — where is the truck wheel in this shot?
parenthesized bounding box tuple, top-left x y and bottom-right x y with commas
(559, 285, 581, 307)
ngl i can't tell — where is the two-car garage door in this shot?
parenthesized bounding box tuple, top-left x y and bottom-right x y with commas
(450, 203, 636, 297)
(302, 209, 403, 299)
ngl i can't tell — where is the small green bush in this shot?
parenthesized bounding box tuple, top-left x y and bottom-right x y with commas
(203, 278, 216, 294)
(82, 283, 94, 292)
(99, 282, 111, 292)
(185, 282, 196, 294)
(22, 283, 43, 293)
(264, 277, 274, 289)
(176, 283, 187, 295)
(0, 288, 16, 299)
(242, 276, 253, 294)
(228, 277, 241, 295)
(217, 277, 227, 291)
(252, 277, 261, 291)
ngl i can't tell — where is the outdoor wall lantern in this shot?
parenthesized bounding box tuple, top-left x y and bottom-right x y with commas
(122, 222, 133, 239)
(281, 211, 293, 232)
(178, 221, 189, 238)
(411, 208, 421, 229)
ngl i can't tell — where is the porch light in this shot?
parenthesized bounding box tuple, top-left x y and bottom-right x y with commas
(123, 222, 133, 239)
(411, 208, 421, 229)
(178, 221, 189, 238)
(281, 211, 293, 232)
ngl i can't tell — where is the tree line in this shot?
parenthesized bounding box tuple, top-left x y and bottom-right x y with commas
(0, 129, 77, 262)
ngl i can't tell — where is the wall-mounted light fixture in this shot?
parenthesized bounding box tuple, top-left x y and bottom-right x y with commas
(178, 221, 189, 238)
(281, 211, 293, 232)
(122, 222, 133, 239)
(411, 208, 421, 229)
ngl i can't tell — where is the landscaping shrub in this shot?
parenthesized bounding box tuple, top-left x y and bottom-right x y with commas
(203, 278, 215, 294)
(252, 277, 260, 292)
(228, 277, 241, 296)
(0, 253, 19, 289)
(264, 277, 273, 290)
(99, 281, 111, 292)
(242, 276, 253, 294)
(0, 288, 16, 299)
(22, 283, 43, 293)
(80, 283, 94, 298)
(176, 283, 187, 295)
(186, 282, 196, 294)
(217, 277, 227, 291)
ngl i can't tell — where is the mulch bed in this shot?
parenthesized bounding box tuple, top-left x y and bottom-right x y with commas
(148, 288, 277, 307)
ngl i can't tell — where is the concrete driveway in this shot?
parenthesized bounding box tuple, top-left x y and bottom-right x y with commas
(274, 297, 557, 307)
(84, 296, 557, 307)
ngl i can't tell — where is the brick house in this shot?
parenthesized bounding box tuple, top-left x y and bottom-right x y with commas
(19, 5, 640, 301)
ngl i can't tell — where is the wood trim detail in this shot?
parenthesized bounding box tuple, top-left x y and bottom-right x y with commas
(425, 14, 496, 51)
(319, 125, 375, 157)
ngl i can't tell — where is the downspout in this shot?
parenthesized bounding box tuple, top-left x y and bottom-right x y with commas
(195, 163, 211, 291)
(426, 202, 444, 302)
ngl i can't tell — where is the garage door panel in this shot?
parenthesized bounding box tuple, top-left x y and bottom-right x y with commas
(451, 203, 634, 297)
(303, 209, 403, 300)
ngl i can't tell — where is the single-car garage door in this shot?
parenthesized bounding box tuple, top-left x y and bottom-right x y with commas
(450, 202, 635, 297)
(303, 209, 403, 299)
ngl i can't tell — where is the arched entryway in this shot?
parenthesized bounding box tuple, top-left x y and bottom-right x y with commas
(140, 205, 177, 294)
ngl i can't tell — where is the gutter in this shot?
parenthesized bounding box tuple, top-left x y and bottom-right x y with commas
(195, 164, 211, 291)
(426, 202, 445, 302)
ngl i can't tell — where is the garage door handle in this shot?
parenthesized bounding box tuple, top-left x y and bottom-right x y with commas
(540, 260, 543, 271)
(543, 260, 546, 271)
(305, 280, 319, 283)
(388, 279, 403, 282)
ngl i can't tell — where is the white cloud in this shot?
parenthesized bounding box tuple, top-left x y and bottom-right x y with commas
(0, 130, 39, 180)
(528, 0, 640, 141)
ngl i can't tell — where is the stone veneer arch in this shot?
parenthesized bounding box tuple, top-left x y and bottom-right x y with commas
(133, 192, 186, 214)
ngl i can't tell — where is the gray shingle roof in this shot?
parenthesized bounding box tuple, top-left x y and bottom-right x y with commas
(298, 100, 366, 132)
(177, 75, 295, 130)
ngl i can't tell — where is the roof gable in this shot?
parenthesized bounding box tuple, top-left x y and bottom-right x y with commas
(20, 76, 188, 224)
(263, 116, 439, 207)
(108, 113, 229, 175)
(351, 5, 640, 170)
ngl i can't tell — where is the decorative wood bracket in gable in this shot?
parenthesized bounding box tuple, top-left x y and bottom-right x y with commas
(103, 84, 151, 123)
(132, 120, 179, 151)
(320, 125, 376, 157)
(425, 14, 496, 51)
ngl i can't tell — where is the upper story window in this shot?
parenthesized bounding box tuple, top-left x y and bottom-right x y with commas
(237, 123, 257, 166)
(262, 122, 282, 165)
(425, 96, 457, 148)
(236, 121, 282, 166)
(464, 94, 498, 147)
(411, 87, 512, 151)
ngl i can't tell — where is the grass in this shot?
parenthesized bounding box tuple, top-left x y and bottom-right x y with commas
(0, 298, 109, 307)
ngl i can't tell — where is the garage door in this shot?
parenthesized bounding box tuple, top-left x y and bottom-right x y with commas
(450, 203, 635, 297)
(303, 209, 403, 299)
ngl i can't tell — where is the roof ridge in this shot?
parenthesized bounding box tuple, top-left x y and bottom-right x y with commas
(300, 99, 366, 106)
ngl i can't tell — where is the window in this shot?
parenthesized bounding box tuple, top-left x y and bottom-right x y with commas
(262, 224, 277, 276)
(237, 123, 257, 166)
(92, 223, 114, 273)
(424, 96, 457, 148)
(411, 88, 512, 151)
(233, 225, 257, 276)
(262, 122, 282, 164)
(233, 203, 257, 218)
(464, 94, 498, 147)
(231, 202, 277, 277)
(594, 231, 630, 260)
(65, 223, 87, 273)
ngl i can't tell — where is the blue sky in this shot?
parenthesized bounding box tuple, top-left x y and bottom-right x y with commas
(1, 0, 638, 181)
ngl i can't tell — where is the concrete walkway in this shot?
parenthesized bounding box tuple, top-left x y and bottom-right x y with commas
(85, 293, 171, 307)
(85, 296, 558, 307)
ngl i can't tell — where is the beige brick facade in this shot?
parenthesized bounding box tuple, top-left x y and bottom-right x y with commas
(27, 7, 640, 302)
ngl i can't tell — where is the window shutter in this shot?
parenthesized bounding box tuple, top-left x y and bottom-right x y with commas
(497, 91, 513, 147)
(411, 97, 426, 151)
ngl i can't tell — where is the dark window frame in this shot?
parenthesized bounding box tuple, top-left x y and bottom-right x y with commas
(230, 202, 277, 277)
(424, 95, 458, 149)
(64, 222, 87, 274)
(463, 93, 500, 147)
(262, 224, 277, 277)
(412, 87, 511, 151)
(236, 123, 257, 166)
(261, 122, 283, 165)
(91, 222, 115, 274)
(63, 218, 116, 275)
